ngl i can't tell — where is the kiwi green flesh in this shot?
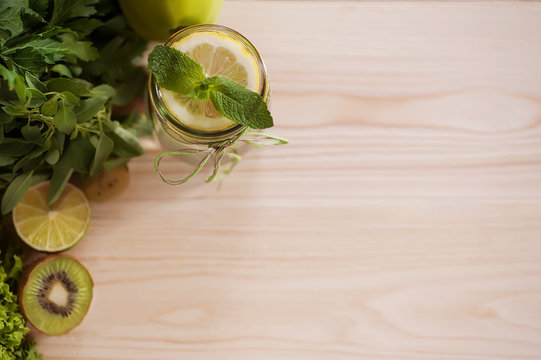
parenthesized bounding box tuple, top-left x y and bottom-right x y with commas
(22, 256, 93, 335)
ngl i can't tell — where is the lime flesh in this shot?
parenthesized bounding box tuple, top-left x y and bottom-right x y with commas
(12, 182, 91, 252)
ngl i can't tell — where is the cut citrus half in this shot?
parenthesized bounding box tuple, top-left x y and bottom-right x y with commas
(160, 29, 263, 132)
(12, 182, 91, 252)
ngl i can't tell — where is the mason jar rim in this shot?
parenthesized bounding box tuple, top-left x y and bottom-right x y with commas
(148, 24, 269, 144)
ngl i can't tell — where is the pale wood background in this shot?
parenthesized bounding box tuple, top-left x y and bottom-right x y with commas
(34, 1, 541, 359)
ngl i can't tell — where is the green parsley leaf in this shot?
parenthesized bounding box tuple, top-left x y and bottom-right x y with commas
(5, 37, 67, 65)
(10, 48, 44, 78)
(0, 7, 24, 39)
(50, 0, 98, 26)
(29, 0, 49, 19)
(64, 18, 103, 37)
(50, 63, 72, 77)
(148, 44, 206, 95)
(58, 33, 98, 62)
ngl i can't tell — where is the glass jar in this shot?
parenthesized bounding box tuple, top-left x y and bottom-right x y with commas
(146, 24, 270, 184)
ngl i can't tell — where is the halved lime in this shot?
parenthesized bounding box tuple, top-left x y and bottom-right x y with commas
(12, 182, 91, 252)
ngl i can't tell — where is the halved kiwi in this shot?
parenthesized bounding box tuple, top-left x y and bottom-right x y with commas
(20, 256, 93, 335)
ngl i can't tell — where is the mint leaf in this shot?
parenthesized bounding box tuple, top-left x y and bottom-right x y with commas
(206, 76, 273, 129)
(148, 44, 206, 95)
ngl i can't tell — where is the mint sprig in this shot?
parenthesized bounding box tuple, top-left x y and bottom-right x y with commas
(147, 45, 206, 95)
(148, 45, 273, 130)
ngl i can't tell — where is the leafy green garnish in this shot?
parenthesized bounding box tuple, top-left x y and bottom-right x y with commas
(0, 238, 42, 360)
(148, 44, 273, 130)
(147, 44, 205, 95)
(0, 0, 152, 215)
(205, 76, 273, 130)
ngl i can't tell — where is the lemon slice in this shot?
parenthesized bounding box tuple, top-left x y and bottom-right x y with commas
(12, 182, 91, 252)
(160, 30, 262, 132)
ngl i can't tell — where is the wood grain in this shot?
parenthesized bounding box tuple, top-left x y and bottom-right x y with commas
(34, 1, 541, 359)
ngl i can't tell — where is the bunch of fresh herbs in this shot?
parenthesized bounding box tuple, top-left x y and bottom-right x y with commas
(0, 0, 150, 357)
(0, 0, 151, 215)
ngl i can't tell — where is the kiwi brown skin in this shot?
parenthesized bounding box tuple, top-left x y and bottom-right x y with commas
(83, 165, 130, 203)
(18, 255, 94, 336)
(18, 255, 44, 333)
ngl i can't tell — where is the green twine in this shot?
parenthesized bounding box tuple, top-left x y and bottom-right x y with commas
(154, 130, 289, 185)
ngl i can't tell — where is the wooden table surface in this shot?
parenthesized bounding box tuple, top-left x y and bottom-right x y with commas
(35, 1, 541, 359)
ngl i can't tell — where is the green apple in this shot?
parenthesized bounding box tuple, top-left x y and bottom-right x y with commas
(118, 0, 224, 41)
